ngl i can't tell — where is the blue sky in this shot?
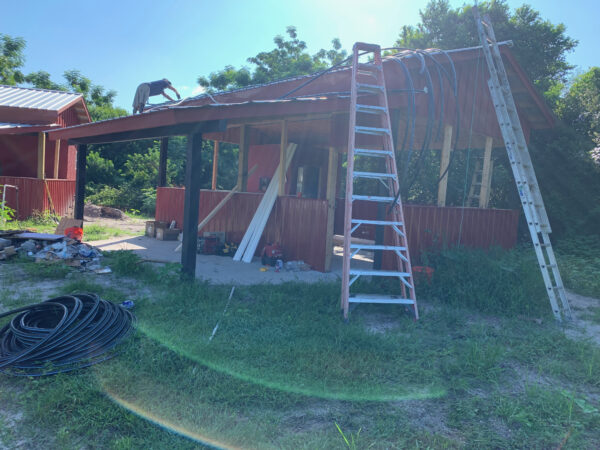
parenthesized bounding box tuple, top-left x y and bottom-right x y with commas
(2, 0, 598, 110)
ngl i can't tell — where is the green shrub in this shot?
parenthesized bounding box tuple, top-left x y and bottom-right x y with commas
(417, 246, 548, 316)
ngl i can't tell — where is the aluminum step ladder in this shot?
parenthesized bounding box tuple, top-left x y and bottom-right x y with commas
(341, 42, 418, 320)
(474, 8, 571, 321)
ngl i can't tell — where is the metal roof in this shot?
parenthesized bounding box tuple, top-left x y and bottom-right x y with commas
(0, 85, 83, 111)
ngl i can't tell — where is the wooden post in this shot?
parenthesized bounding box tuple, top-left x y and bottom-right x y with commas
(158, 137, 168, 187)
(237, 125, 249, 191)
(278, 120, 288, 196)
(181, 132, 203, 278)
(324, 147, 339, 272)
(437, 125, 453, 207)
(53, 139, 60, 179)
(37, 132, 46, 179)
(479, 136, 494, 208)
(74, 144, 87, 220)
(211, 140, 219, 190)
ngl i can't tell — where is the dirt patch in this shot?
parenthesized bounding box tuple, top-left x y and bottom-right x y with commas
(564, 291, 600, 346)
(83, 214, 146, 234)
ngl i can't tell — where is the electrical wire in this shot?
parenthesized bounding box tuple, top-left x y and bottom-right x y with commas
(0, 293, 135, 377)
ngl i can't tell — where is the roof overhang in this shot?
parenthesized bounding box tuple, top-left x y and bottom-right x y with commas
(0, 123, 60, 135)
(46, 97, 345, 145)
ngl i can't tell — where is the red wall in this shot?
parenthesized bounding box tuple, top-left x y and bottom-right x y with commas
(334, 199, 519, 262)
(0, 135, 76, 180)
(0, 176, 75, 220)
(155, 188, 328, 271)
(247, 144, 281, 193)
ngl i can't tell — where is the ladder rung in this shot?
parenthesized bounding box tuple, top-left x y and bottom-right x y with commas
(355, 126, 390, 136)
(357, 83, 384, 94)
(349, 269, 411, 278)
(357, 63, 381, 72)
(351, 219, 403, 226)
(350, 244, 407, 251)
(354, 148, 393, 157)
(352, 195, 395, 202)
(349, 294, 414, 305)
(353, 171, 395, 179)
(356, 104, 387, 114)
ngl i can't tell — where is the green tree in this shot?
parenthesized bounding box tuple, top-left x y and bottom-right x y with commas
(198, 26, 347, 91)
(558, 67, 600, 148)
(63, 70, 127, 120)
(24, 70, 64, 90)
(0, 34, 26, 85)
(396, 0, 577, 93)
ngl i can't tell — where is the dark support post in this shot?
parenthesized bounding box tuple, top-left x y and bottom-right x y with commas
(181, 132, 203, 278)
(237, 125, 249, 191)
(74, 144, 87, 220)
(158, 137, 168, 187)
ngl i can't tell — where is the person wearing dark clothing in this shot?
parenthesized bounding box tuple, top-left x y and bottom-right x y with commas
(132, 78, 181, 114)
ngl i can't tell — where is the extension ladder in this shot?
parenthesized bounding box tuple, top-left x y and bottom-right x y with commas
(341, 42, 418, 320)
(474, 9, 572, 321)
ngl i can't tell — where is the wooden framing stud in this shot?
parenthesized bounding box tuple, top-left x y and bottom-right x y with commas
(37, 132, 46, 179)
(211, 140, 220, 190)
(237, 125, 249, 191)
(278, 120, 288, 196)
(324, 146, 339, 272)
(53, 139, 61, 179)
(437, 125, 453, 207)
(479, 136, 494, 208)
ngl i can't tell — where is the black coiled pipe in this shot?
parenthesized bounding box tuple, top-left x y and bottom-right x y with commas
(0, 293, 135, 376)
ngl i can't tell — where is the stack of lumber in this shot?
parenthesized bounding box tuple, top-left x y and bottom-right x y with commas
(234, 143, 297, 263)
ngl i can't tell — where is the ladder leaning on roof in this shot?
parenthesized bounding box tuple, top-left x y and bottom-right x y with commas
(340, 42, 418, 320)
(474, 8, 571, 321)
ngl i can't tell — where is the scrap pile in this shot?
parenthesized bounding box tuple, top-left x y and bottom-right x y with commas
(0, 230, 111, 273)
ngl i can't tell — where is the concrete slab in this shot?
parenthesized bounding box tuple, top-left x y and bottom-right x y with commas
(91, 235, 375, 285)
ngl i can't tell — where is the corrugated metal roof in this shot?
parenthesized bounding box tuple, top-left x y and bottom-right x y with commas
(0, 85, 82, 111)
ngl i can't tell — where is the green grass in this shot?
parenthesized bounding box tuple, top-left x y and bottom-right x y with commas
(1, 248, 600, 448)
(83, 223, 136, 242)
(557, 235, 600, 298)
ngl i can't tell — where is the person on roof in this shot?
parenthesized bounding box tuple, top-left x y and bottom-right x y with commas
(132, 78, 181, 114)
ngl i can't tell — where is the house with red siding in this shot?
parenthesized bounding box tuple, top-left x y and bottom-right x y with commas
(0, 85, 90, 218)
(47, 42, 555, 275)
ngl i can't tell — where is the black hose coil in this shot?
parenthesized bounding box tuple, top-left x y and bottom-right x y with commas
(0, 293, 135, 376)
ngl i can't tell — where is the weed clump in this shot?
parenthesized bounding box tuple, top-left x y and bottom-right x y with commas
(417, 246, 548, 317)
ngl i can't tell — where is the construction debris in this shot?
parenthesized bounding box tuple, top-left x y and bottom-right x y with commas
(0, 229, 110, 272)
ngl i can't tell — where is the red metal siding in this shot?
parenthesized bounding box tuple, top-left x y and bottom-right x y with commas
(0, 176, 75, 220)
(0, 135, 38, 178)
(155, 188, 328, 271)
(334, 199, 519, 263)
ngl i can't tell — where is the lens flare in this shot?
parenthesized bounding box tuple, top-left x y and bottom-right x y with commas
(138, 324, 447, 402)
(102, 387, 240, 450)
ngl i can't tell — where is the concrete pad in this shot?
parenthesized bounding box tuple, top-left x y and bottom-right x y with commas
(91, 235, 375, 285)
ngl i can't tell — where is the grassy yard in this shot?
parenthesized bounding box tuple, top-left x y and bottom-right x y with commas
(6, 214, 137, 242)
(1, 246, 599, 449)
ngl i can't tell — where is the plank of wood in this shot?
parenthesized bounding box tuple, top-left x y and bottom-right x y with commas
(479, 136, 493, 208)
(53, 139, 60, 179)
(238, 143, 297, 263)
(436, 125, 453, 207)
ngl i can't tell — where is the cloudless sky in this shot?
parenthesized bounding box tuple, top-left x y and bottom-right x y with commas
(2, 0, 598, 110)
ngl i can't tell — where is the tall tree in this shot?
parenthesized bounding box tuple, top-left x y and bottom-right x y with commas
(558, 67, 600, 149)
(396, 0, 577, 94)
(198, 26, 347, 92)
(0, 34, 26, 85)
